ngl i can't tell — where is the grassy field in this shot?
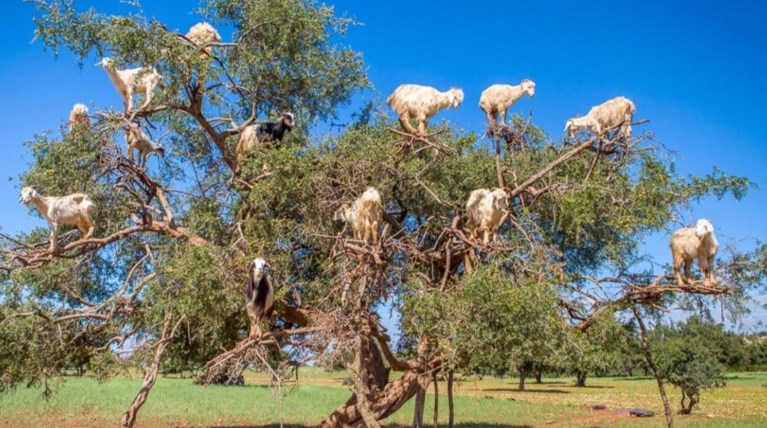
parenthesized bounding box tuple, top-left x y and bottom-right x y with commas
(0, 369, 766, 427)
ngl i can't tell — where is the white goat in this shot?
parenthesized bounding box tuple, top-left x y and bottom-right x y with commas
(19, 186, 95, 252)
(96, 57, 163, 113)
(669, 219, 719, 286)
(125, 123, 165, 167)
(564, 96, 636, 140)
(68, 103, 90, 132)
(334, 187, 383, 245)
(465, 188, 509, 244)
(186, 22, 222, 59)
(479, 80, 536, 125)
(386, 84, 464, 135)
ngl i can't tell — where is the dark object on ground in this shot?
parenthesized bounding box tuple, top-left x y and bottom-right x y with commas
(203, 372, 245, 386)
(620, 408, 655, 417)
(586, 404, 607, 410)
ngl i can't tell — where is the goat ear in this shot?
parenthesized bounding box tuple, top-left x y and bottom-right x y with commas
(246, 268, 256, 299)
(494, 196, 505, 211)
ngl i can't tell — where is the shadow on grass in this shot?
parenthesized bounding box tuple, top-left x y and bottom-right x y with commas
(616, 376, 654, 381)
(483, 387, 570, 394)
(204, 425, 533, 428)
(195, 383, 272, 390)
(565, 384, 615, 389)
(724, 374, 759, 380)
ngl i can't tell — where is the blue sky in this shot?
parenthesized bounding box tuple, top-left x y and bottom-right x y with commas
(1, 1, 765, 328)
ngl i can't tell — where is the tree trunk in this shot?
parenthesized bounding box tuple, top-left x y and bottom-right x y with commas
(432, 372, 439, 428)
(679, 388, 697, 415)
(518, 366, 527, 391)
(534, 366, 543, 384)
(319, 335, 430, 428)
(575, 370, 587, 387)
(348, 337, 382, 428)
(320, 369, 423, 428)
(413, 381, 427, 428)
(121, 316, 177, 428)
(632, 307, 673, 428)
(447, 370, 455, 428)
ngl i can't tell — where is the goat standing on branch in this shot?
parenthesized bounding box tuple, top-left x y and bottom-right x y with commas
(236, 112, 296, 158)
(125, 123, 165, 167)
(19, 187, 95, 252)
(564, 96, 635, 140)
(386, 84, 464, 135)
(96, 57, 163, 113)
(68, 103, 90, 132)
(465, 188, 509, 244)
(185, 22, 221, 59)
(479, 80, 536, 126)
(334, 187, 383, 245)
(245, 258, 275, 338)
(670, 219, 719, 286)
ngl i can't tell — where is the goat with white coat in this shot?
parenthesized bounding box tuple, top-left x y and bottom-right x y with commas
(19, 186, 95, 252)
(669, 219, 719, 286)
(564, 96, 635, 140)
(334, 187, 384, 245)
(386, 84, 464, 135)
(96, 57, 163, 113)
(465, 188, 509, 244)
(479, 80, 536, 126)
(186, 22, 222, 59)
(68, 103, 90, 132)
(125, 123, 165, 167)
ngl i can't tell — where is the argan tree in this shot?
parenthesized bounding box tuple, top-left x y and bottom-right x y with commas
(655, 335, 726, 414)
(1, 1, 765, 428)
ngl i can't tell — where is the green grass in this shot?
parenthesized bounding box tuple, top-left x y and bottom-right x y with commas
(1, 370, 766, 427)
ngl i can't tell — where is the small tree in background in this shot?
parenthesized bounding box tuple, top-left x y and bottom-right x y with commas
(656, 337, 726, 414)
(565, 313, 628, 387)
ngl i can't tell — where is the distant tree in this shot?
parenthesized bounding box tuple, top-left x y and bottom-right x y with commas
(564, 313, 628, 387)
(745, 334, 767, 370)
(604, 320, 648, 377)
(655, 337, 726, 414)
(653, 316, 750, 371)
(462, 268, 565, 391)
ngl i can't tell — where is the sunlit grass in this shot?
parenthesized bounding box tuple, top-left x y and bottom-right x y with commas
(0, 369, 765, 427)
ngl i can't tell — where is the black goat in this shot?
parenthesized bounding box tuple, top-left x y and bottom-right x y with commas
(236, 112, 296, 159)
(256, 112, 295, 143)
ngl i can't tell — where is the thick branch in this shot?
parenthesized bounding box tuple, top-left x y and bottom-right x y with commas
(509, 136, 599, 199)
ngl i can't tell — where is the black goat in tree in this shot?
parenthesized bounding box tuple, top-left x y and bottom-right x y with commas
(245, 258, 275, 338)
(236, 112, 296, 158)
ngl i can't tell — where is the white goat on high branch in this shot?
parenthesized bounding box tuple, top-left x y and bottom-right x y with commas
(19, 186, 95, 252)
(96, 57, 163, 113)
(386, 84, 464, 135)
(669, 218, 719, 286)
(479, 80, 536, 126)
(564, 96, 636, 140)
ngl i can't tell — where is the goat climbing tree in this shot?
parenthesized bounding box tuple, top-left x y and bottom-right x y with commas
(1, 1, 765, 428)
